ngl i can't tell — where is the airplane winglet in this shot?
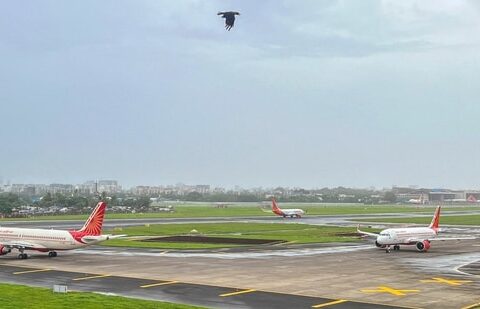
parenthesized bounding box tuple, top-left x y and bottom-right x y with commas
(356, 225, 379, 238)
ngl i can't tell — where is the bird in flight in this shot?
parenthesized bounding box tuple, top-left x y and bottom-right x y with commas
(217, 11, 240, 31)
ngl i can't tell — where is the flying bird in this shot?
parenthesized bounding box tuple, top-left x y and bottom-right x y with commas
(217, 11, 240, 31)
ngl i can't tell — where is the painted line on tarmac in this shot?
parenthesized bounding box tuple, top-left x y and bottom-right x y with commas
(220, 289, 256, 297)
(312, 299, 347, 308)
(73, 274, 111, 281)
(140, 281, 179, 288)
(461, 302, 480, 309)
(420, 277, 472, 286)
(360, 286, 420, 296)
(13, 268, 51, 275)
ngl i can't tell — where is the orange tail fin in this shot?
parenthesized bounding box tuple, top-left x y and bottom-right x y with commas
(271, 198, 284, 216)
(79, 202, 107, 236)
(429, 205, 441, 231)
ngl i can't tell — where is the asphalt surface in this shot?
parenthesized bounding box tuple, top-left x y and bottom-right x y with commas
(0, 263, 417, 309)
(0, 212, 479, 309)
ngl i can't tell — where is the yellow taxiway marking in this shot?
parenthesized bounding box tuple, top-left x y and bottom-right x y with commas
(13, 269, 51, 275)
(73, 274, 111, 281)
(220, 289, 256, 297)
(312, 299, 348, 308)
(420, 277, 472, 286)
(140, 281, 178, 288)
(361, 286, 419, 296)
(461, 302, 480, 309)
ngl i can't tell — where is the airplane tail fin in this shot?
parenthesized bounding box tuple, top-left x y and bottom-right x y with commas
(428, 205, 441, 232)
(467, 194, 477, 203)
(271, 198, 284, 216)
(79, 201, 107, 236)
(272, 198, 280, 211)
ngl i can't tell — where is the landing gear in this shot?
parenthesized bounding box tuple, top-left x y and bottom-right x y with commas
(393, 245, 400, 251)
(385, 246, 391, 253)
(48, 251, 57, 258)
(18, 253, 28, 259)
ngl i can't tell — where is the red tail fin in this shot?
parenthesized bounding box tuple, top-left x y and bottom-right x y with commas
(79, 202, 106, 236)
(429, 206, 441, 232)
(271, 198, 284, 216)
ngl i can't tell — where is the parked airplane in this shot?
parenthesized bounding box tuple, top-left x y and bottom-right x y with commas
(408, 194, 426, 204)
(0, 201, 121, 259)
(271, 198, 305, 218)
(357, 206, 474, 253)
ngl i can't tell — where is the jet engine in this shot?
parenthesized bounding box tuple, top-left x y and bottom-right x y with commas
(0, 246, 11, 256)
(415, 240, 431, 252)
(375, 241, 386, 248)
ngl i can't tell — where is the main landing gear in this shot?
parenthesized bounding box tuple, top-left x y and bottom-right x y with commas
(18, 249, 28, 260)
(48, 251, 57, 258)
(385, 245, 400, 253)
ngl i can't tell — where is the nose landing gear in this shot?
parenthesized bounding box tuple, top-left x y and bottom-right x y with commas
(48, 251, 58, 258)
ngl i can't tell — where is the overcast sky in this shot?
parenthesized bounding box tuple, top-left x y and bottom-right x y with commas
(1, 0, 480, 188)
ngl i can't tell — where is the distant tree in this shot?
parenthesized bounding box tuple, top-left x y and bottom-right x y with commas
(0, 193, 20, 214)
(186, 192, 202, 201)
(100, 191, 108, 202)
(54, 193, 67, 206)
(384, 191, 397, 203)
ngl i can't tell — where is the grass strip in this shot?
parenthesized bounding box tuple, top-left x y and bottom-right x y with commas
(1, 204, 478, 221)
(0, 283, 204, 309)
(352, 214, 480, 226)
(104, 223, 374, 250)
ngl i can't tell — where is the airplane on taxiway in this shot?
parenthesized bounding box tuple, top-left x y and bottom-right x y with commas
(357, 205, 475, 253)
(408, 194, 426, 204)
(271, 198, 305, 218)
(0, 201, 122, 259)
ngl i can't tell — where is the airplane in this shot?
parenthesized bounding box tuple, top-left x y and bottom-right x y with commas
(0, 201, 122, 259)
(408, 194, 426, 204)
(271, 198, 305, 218)
(357, 206, 474, 253)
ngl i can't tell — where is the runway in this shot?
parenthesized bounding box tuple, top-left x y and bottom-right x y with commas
(0, 239, 479, 309)
(2, 210, 480, 230)
(0, 264, 408, 309)
(0, 213, 479, 308)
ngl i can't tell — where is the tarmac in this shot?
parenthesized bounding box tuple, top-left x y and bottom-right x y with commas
(0, 214, 479, 309)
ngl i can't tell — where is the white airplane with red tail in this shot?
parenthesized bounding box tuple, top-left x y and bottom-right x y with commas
(271, 198, 305, 218)
(0, 201, 122, 259)
(357, 206, 475, 253)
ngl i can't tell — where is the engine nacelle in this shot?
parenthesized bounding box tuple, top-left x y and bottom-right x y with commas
(375, 241, 386, 248)
(0, 246, 11, 256)
(415, 240, 431, 252)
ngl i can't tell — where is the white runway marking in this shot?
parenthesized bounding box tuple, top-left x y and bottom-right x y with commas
(404, 253, 480, 276)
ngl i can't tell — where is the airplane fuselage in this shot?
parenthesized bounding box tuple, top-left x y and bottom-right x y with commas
(275, 208, 305, 217)
(0, 227, 107, 251)
(376, 227, 437, 246)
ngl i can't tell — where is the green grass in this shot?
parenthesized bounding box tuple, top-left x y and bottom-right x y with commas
(1, 204, 478, 221)
(0, 283, 204, 309)
(353, 214, 480, 226)
(104, 222, 372, 249)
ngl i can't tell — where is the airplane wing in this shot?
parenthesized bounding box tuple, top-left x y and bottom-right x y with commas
(81, 234, 127, 242)
(1, 240, 47, 250)
(356, 225, 379, 238)
(407, 236, 476, 243)
(105, 234, 127, 240)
